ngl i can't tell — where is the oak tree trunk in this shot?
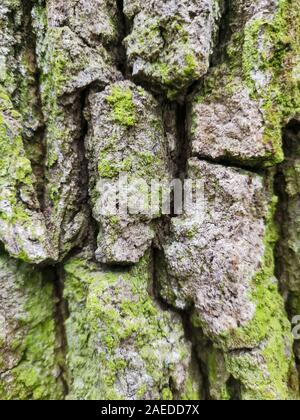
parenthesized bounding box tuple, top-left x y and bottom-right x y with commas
(0, 0, 299, 400)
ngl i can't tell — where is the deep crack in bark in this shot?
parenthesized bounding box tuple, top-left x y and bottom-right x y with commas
(152, 248, 207, 399)
(51, 265, 70, 398)
(116, 0, 130, 77)
(19, 0, 47, 210)
(275, 119, 300, 384)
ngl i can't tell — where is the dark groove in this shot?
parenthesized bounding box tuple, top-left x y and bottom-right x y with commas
(175, 101, 190, 179)
(48, 266, 70, 398)
(19, 0, 47, 211)
(152, 247, 208, 400)
(211, 0, 233, 68)
(180, 313, 212, 401)
(226, 376, 242, 400)
(192, 153, 267, 175)
(275, 119, 300, 384)
(274, 168, 288, 299)
(116, 0, 130, 77)
(77, 89, 100, 260)
(275, 121, 296, 307)
(151, 247, 169, 310)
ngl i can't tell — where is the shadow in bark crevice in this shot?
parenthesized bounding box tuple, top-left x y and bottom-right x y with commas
(275, 118, 300, 388)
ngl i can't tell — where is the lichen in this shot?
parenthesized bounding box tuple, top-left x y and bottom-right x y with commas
(192, 0, 300, 168)
(205, 191, 299, 400)
(241, 2, 299, 164)
(63, 253, 200, 400)
(205, 348, 231, 400)
(0, 85, 49, 263)
(124, 1, 222, 98)
(107, 86, 137, 127)
(0, 253, 64, 400)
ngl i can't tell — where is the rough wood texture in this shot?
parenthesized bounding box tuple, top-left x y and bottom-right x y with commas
(0, 0, 299, 400)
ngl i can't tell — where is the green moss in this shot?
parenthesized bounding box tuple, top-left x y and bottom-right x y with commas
(39, 29, 69, 108)
(181, 374, 202, 401)
(0, 88, 11, 107)
(152, 57, 198, 100)
(107, 86, 137, 127)
(98, 153, 133, 179)
(206, 349, 231, 401)
(0, 85, 47, 262)
(155, 63, 173, 86)
(0, 253, 64, 400)
(224, 325, 298, 400)
(98, 157, 116, 178)
(162, 388, 173, 400)
(124, 5, 222, 98)
(124, 18, 162, 59)
(96, 91, 166, 183)
(194, 0, 300, 168)
(183, 53, 198, 78)
(18, 48, 41, 140)
(244, 1, 300, 152)
(64, 254, 200, 400)
(219, 196, 280, 350)
(49, 185, 60, 207)
(210, 192, 299, 400)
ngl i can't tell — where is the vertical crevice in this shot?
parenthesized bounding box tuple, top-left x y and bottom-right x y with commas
(45, 265, 69, 398)
(175, 101, 190, 180)
(275, 119, 300, 385)
(79, 89, 93, 234)
(180, 314, 212, 401)
(154, 87, 212, 398)
(78, 88, 101, 256)
(115, 0, 130, 77)
(274, 166, 289, 301)
(226, 376, 242, 400)
(211, 0, 233, 67)
(151, 247, 170, 308)
(152, 247, 209, 400)
(19, 0, 47, 210)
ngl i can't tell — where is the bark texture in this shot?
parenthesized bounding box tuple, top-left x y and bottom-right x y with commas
(0, 0, 299, 400)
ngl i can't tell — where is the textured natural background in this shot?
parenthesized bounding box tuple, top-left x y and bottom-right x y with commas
(0, 0, 299, 400)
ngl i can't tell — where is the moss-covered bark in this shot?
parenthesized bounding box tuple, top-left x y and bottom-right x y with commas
(0, 0, 299, 400)
(0, 253, 64, 399)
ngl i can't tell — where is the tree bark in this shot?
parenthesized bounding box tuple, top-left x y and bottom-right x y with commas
(0, 0, 299, 400)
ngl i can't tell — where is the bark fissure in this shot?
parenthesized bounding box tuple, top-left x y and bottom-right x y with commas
(52, 266, 70, 398)
(115, 0, 129, 77)
(78, 89, 100, 258)
(18, 0, 47, 210)
(226, 376, 242, 401)
(211, 0, 233, 68)
(275, 119, 300, 382)
(192, 153, 266, 175)
(152, 248, 207, 399)
(175, 101, 189, 179)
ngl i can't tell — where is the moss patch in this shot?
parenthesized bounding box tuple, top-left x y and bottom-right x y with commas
(107, 86, 137, 127)
(63, 253, 200, 400)
(0, 253, 64, 400)
(193, 0, 300, 168)
(207, 192, 299, 400)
